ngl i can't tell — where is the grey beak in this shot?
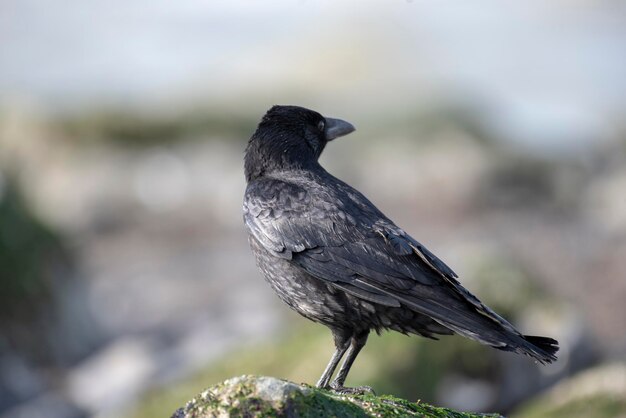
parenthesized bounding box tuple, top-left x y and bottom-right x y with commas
(325, 117, 355, 141)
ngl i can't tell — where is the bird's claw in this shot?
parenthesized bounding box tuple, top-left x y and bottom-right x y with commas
(329, 382, 376, 395)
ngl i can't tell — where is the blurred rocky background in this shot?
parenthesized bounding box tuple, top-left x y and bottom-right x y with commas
(1, 1, 625, 418)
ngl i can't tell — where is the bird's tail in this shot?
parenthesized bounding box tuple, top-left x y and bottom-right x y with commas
(442, 322, 559, 364)
(442, 320, 559, 364)
(515, 334, 559, 364)
(357, 279, 560, 363)
(416, 299, 560, 363)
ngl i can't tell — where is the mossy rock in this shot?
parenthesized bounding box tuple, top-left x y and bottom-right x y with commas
(172, 375, 503, 418)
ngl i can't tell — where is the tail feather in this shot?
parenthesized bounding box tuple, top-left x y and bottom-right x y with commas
(512, 335, 559, 364)
(353, 278, 560, 364)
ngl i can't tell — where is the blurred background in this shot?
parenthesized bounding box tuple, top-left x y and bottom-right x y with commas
(1, 1, 625, 417)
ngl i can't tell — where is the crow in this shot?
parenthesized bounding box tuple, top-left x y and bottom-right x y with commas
(243, 105, 558, 394)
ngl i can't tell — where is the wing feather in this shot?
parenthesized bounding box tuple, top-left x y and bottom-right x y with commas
(244, 175, 519, 339)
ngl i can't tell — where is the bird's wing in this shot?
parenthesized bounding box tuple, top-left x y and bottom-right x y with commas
(244, 178, 348, 257)
(244, 177, 517, 336)
(244, 178, 444, 282)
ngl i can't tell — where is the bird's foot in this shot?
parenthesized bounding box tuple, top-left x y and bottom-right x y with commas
(329, 381, 376, 395)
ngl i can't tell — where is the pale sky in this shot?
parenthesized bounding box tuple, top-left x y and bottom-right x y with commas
(1, 0, 625, 147)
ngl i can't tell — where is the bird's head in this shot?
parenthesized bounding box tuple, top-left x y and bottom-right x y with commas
(244, 105, 355, 182)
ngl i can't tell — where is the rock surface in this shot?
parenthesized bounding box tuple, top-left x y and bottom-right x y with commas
(171, 375, 504, 418)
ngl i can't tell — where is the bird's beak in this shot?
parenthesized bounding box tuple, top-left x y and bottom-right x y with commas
(324, 117, 355, 141)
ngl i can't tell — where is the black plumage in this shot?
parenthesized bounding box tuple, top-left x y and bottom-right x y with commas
(243, 105, 558, 393)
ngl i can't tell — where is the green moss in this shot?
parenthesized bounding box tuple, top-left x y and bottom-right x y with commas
(349, 391, 499, 418)
(179, 376, 502, 418)
(288, 388, 370, 418)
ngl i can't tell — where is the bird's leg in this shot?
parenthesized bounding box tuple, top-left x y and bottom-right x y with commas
(329, 330, 375, 395)
(316, 329, 351, 389)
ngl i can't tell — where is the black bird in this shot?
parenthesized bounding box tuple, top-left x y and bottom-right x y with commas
(243, 105, 558, 394)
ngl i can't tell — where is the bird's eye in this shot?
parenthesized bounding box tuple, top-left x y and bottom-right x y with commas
(317, 120, 325, 131)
